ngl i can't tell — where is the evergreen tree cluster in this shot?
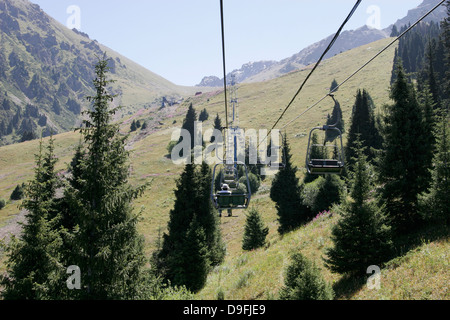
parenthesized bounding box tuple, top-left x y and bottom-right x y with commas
(0, 56, 191, 300)
(153, 162, 225, 293)
(272, 5, 450, 285)
(323, 4, 450, 278)
(392, 19, 450, 108)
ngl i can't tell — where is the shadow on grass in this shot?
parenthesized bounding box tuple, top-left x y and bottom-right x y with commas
(332, 221, 449, 300)
(391, 221, 449, 258)
(332, 274, 366, 300)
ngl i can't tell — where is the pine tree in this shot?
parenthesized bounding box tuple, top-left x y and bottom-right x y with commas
(196, 162, 226, 266)
(211, 113, 223, 143)
(130, 119, 137, 132)
(199, 108, 209, 122)
(1, 137, 65, 299)
(242, 208, 269, 251)
(324, 140, 393, 275)
(155, 162, 221, 292)
(443, 1, 450, 106)
(279, 252, 333, 300)
(270, 135, 311, 233)
(419, 114, 450, 225)
(346, 89, 382, 169)
(179, 103, 197, 150)
(390, 25, 399, 37)
(325, 98, 344, 142)
(330, 79, 339, 93)
(377, 62, 432, 234)
(66, 55, 148, 299)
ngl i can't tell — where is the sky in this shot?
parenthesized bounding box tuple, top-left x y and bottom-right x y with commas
(30, 0, 423, 86)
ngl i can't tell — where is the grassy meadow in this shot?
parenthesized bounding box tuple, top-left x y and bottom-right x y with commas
(0, 37, 448, 300)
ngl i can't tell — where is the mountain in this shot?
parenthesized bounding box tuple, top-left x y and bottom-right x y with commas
(389, 0, 448, 31)
(0, 0, 203, 145)
(244, 25, 388, 83)
(197, 60, 278, 87)
(198, 0, 447, 86)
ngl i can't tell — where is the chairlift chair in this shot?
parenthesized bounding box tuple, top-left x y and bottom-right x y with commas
(306, 125, 345, 175)
(211, 161, 252, 216)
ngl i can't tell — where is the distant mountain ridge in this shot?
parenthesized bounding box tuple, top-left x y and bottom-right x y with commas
(390, 0, 447, 30)
(197, 0, 447, 86)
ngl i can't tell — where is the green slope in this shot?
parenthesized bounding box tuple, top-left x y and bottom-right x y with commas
(1, 36, 448, 300)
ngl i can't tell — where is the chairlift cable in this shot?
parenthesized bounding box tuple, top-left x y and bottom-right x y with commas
(220, 0, 229, 131)
(257, 0, 362, 151)
(279, 0, 447, 131)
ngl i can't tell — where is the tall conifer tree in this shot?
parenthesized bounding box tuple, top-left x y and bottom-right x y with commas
(377, 62, 431, 234)
(346, 89, 382, 169)
(65, 55, 148, 299)
(155, 162, 225, 292)
(325, 140, 393, 275)
(1, 137, 65, 299)
(419, 114, 450, 225)
(179, 103, 197, 150)
(270, 135, 311, 233)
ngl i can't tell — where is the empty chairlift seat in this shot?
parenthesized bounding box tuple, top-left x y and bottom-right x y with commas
(306, 125, 345, 175)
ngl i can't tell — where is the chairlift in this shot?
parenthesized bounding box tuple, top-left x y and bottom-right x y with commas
(305, 125, 345, 175)
(211, 161, 252, 217)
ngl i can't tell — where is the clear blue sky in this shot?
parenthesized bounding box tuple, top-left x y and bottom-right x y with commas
(30, 0, 423, 86)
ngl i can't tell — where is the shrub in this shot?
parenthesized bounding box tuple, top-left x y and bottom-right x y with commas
(324, 202, 393, 275)
(279, 252, 334, 300)
(302, 175, 345, 215)
(0, 198, 6, 210)
(242, 208, 269, 251)
(10, 183, 25, 200)
(239, 172, 260, 194)
(166, 140, 178, 157)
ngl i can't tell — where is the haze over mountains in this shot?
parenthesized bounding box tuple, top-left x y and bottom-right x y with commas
(197, 0, 447, 86)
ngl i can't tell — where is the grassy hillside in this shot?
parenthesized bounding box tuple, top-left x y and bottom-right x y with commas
(1, 37, 448, 300)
